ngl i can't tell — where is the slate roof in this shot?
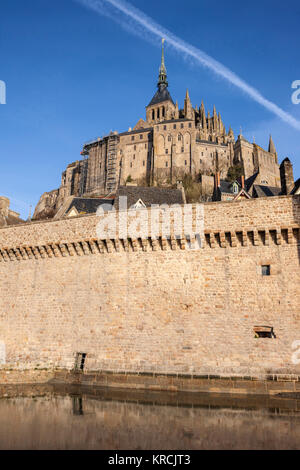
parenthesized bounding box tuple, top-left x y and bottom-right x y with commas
(219, 180, 241, 194)
(253, 185, 282, 198)
(114, 186, 185, 210)
(245, 172, 259, 192)
(148, 85, 175, 107)
(290, 178, 300, 195)
(67, 197, 114, 214)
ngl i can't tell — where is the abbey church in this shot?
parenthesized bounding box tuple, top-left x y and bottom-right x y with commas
(34, 40, 286, 219)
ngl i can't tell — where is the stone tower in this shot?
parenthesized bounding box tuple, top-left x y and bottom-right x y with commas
(280, 157, 294, 195)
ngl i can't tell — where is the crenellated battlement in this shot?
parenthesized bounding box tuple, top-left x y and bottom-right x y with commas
(1, 196, 299, 261)
(0, 226, 299, 262)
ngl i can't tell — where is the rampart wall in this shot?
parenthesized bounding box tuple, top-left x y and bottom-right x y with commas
(0, 196, 299, 379)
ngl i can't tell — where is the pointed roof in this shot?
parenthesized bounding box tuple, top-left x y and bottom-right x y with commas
(148, 86, 174, 107)
(147, 39, 174, 107)
(268, 135, 276, 154)
(158, 38, 168, 87)
(185, 89, 190, 101)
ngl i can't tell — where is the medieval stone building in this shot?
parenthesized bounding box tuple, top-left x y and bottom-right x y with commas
(34, 40, 282, 219)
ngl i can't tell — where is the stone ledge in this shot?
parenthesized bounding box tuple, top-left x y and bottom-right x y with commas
(0, 226, 299, 261)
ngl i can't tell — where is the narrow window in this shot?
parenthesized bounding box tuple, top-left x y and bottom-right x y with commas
(168, 136, 171, 142)
(185, 160, 187, 166)
(134, 145, 136, 150)
(261, 265, 270, 276)
(181, 123, 184, 129)
(254, 326, 276, 339)
(131, 136, 135, 141)
(143, 161, 145, 166)
(162, 107, 165, 117)
(233, 183, 239, 194)
(166, 162, 168, 167)
(178, 135, 182, 141)
(140, 134, 143, 140)
(173, 124, 177, 129)
(166, 149, 169, 154)
(189, 123, 192, 128)
(181, 147, 184, 153)
(157, 108, 160, 119)
(164, 125, 167, 130)
(152, 110, 155, 120)
(74, 352, 87, 372)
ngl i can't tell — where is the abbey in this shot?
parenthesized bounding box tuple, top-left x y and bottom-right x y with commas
(33, 40, 281, 219)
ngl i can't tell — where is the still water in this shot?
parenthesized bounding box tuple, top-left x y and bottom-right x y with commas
(0, 384, 299, 450)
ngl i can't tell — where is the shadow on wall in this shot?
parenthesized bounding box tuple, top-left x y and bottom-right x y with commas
(293, 195, 300, 264)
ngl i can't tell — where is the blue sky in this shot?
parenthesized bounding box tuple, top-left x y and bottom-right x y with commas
(1, 0, 299, 218)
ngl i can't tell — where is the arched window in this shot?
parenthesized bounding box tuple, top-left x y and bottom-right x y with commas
(157, 108, 160, 119)
(232, 183, 239, 194)
(152, 109, 155, 120)
(162, 106, 165, 117)
(178, 134, 182, 141)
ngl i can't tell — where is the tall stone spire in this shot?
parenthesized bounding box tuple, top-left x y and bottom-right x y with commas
(200, 100, 206, 130)
(268, 135, 276, 154)
(147, 38, 174, 115)
(212, 105, 218, 131)
(158, 38, 168, 88)
(184, 89, 193, 119)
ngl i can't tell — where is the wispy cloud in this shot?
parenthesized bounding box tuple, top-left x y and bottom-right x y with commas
(74, 0, 300, 132)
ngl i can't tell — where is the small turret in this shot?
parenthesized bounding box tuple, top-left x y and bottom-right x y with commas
(174, 101, 179, 119)
(280, 157, 294, 195)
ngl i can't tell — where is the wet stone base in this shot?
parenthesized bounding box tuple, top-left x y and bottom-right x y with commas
(1, 369, 300, 397)
(50, 370, 300, 397)
(0, 382, 300, 416)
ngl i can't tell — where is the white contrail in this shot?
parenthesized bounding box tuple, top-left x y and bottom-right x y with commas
(75, 0, 300, 131)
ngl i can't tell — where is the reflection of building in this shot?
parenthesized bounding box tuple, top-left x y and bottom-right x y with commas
(34, 41, 286, 220)
(72, 396, 84, 416)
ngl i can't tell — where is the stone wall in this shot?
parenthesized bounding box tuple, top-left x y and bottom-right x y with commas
(0, 196, 299, 378)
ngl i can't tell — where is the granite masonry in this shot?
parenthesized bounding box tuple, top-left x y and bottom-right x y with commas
(0, 195, 299, 393)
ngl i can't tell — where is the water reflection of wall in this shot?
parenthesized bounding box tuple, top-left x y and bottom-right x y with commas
(0, 395, 300, 450)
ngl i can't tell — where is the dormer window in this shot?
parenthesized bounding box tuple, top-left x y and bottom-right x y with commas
(232, 183, 239, 194)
